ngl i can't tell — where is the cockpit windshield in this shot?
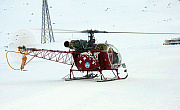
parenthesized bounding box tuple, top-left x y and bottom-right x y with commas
(107, 45, 122, 65)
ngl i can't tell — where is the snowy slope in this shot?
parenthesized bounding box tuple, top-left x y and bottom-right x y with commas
(0, 0, 180, 110)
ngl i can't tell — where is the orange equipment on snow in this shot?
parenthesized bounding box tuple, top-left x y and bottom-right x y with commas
(6, 50, 34, 71)
(20, 55, 27, 70)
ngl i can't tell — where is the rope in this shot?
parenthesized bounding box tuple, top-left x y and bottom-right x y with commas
(6, 51, 21, 70)
(6, 51, 34, 70)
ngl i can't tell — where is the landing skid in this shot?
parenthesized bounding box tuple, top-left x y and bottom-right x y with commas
(63, 72, 98, 81)
(96, 74, 128, 82)
(65, 76, 95, 81)
(63, 69, 128, 82)
(95, 69, 128, 82)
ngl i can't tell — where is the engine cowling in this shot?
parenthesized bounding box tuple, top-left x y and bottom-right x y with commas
(64, 40, 87, 51)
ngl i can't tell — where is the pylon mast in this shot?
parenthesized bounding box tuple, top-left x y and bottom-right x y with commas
(41, 0, 55, 44)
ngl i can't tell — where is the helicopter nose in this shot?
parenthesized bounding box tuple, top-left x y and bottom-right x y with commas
(64, 41, 69, 47)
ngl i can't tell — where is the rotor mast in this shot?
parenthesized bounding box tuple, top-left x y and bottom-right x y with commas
(88, 30, 95, 44)
(41, 0, 55, 44)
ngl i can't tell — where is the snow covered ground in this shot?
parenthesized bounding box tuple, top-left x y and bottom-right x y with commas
(0, 0, 180, 110)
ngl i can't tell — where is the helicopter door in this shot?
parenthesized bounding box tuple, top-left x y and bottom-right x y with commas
(107, 45, 122, 65)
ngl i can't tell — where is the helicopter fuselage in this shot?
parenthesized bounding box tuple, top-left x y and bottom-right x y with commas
(66, 40, 122, 71)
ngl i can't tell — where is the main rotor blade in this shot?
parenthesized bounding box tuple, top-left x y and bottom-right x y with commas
(52, 29, 80, 32)
(105, 31, 180, 34)
(31, 28, 180, 35)
(30, 28, 81, 32)
(54, 31, 82, 33)
(81, 30, 180, 34)
(54, 31, 180, 35)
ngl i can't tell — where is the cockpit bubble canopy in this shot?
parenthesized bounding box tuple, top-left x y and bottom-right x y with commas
(107, 44, 122, 65)
(97, 43, 122, 65)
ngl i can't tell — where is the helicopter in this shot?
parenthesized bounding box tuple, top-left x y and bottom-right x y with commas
(6, 29, 180, 82)
(6, 29, 129, 82)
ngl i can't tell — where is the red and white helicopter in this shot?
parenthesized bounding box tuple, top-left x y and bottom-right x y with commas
(6, 29, 180, 82)
(6, 29, 129, 82)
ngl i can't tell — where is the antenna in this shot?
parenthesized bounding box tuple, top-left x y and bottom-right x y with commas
(41, 0, 55, 44)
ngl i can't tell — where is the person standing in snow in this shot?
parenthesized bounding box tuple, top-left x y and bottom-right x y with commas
(21, 55, 27, 71)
